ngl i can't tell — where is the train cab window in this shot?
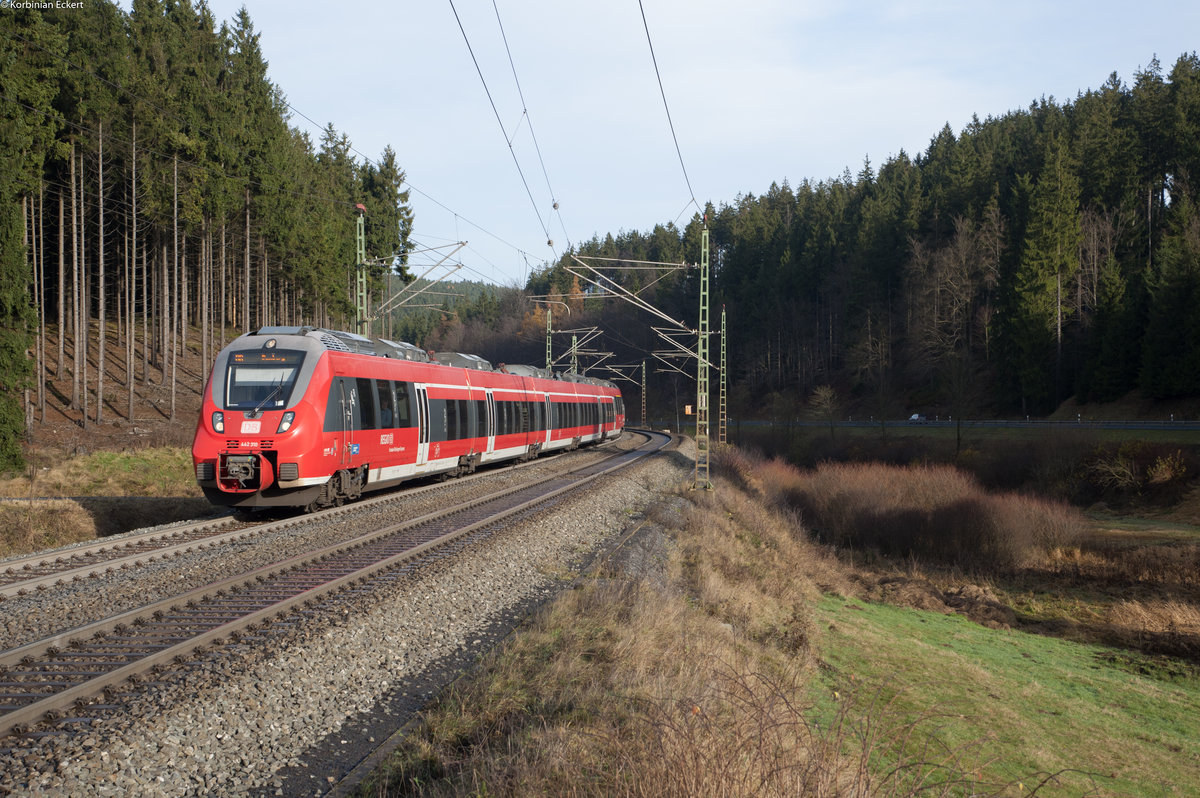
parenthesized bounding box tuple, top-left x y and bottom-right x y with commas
(224, 349, 304, 411)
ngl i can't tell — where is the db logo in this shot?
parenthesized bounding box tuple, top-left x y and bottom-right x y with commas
(433, 443, 441, 458)
(380, 433, 394, 445)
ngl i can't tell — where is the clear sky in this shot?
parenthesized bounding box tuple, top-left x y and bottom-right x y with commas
(185, 0, 1197, 287)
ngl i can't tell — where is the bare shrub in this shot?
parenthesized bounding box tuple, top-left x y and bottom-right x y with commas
(1087, 454, 1140, 491)
(1081, 442, 1200, 504)
(1147, 450, 1188, 485)
(780, 463, 1086, 571)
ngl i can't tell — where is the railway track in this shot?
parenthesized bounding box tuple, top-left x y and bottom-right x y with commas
(0, 441, 620, 601)
(0, 430, 668, 741)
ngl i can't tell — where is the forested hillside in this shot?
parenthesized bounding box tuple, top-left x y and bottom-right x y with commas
(532, 54, 1200, 421)
(0, 1, 413, 469)
(3, 2, 1199, 471)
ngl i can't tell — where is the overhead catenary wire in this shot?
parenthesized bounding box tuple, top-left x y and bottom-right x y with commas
(447, 0, 556, 260)
(490, 0, 572, 252)
(637, 0, 700, 221)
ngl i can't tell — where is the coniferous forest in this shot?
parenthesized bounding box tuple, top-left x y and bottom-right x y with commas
(2, 1, 1200, 472)
(0, 1, 413, 469)
(528, 51, 1200, 424)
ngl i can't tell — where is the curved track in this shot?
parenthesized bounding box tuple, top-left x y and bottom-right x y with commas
(0, 430, 668, 740)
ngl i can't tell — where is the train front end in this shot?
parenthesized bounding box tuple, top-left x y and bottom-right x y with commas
(192, 328, 328, 508)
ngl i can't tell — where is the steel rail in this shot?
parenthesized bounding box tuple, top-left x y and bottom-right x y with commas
(0, 431, 663, 740)
(0, 516, 242, 593)
(0, 442, 616, 600)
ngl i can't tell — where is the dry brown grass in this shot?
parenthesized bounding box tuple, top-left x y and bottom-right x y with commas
(364, 455, 1016, 797)
(0, 499, 97, 557)
(1100, 599, 1200, 659)
(1044, 538, 1200, 590)
(0, 446, 214, 557)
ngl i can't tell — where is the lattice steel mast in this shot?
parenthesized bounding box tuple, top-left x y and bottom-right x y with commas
(693, 224, 712, 490)
(719, 305, 727, 445)
(354, 205, 369, 335)
(642, 360, 647, 427)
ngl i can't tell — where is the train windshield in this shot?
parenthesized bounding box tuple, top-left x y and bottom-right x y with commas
(224, 349, 305, 411)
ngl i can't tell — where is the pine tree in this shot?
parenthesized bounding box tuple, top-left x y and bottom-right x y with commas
(1009, 135, 1082, 408)
(0, 11, 64, 469)
(1141, 191, 1200, 398)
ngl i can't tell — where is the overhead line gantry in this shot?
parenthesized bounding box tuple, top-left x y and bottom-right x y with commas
(566, 222, 716, 490)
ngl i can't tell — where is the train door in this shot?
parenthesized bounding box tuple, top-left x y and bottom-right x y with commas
(336, 377, 355, 467)
(544, 394, 552, 445)
(415, 385, 430, 466)
(485, 392, 496, 453)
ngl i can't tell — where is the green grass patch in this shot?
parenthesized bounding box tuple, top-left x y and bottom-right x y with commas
(1, 447, 199, 498)
(816, 595, 1200, 796)
(1087, 515, 1200, 545)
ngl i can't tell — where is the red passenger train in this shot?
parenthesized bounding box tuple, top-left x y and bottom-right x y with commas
(192, 326, 625, 511)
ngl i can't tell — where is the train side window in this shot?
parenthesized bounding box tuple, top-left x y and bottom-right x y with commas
(323, 377, 347, 432)
(456, 399, 466, 438)
(355, 378, 377, 430)
(427, 398, 448, 442)
(376, 381, 395, 429)
(394, 382, 413, 428)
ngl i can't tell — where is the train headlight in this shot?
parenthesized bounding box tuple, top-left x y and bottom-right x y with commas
(277, 411, 295, 433)
(212, 411, 225, 433)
